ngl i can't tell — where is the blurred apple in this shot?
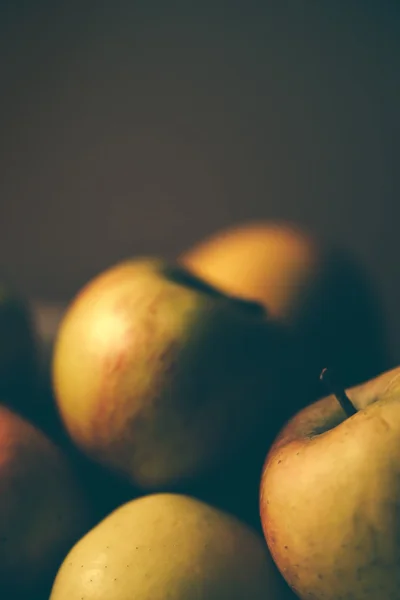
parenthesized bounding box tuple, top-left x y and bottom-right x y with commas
(52, 257, 300, 491)
(180, 221, 391, 397)
(0, 404, 90, 599)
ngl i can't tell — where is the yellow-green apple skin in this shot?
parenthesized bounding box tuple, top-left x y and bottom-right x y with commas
(180, 222, 319, 321)
(50, 492, 293, 600)
(52, 257, 296, 491)
(0, 404, 90, 599)
(180, 221, 390, 394)
(260, 366, 400, 600)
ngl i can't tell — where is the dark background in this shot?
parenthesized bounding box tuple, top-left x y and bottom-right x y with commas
(1, 3, 399, 358)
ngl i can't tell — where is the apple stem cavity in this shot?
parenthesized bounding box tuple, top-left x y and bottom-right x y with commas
(320, 368, 358, 417)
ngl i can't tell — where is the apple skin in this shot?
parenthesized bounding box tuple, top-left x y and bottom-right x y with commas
(0, 404, 90, 600)
(52, 257, 301, 492)
(49, 493, 296, 600)
(180, 222, 320, 322)
(180, 221, 391, 397)
(260, 366, 400, 600)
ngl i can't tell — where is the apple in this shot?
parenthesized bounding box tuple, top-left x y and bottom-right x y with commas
(180, 221, 390, 396)
(50, 493, 295, 600)
(0, 404, 90, 599)
(180, 221, 319, 321)
(52, 257, 302, 491)
(260, 365, 400, 599)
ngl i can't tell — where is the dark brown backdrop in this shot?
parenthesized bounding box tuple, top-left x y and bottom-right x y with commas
(1, 3, 399, 358)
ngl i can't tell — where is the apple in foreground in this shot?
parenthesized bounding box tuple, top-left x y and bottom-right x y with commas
(52, 257, 300, 491)
(50, 493, 294, 600)
(260, 365, 400, 599)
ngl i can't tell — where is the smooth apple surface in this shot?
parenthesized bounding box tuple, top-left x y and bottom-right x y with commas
(180, 222, 319, 321)
(180, 221, 390, 395)
(53, 258, 297, 491)
(0, 404, 90, 599)
(260, 366, 400, 600)
(50, 493, 294, 600)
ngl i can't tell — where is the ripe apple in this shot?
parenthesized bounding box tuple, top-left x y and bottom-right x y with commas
(181, 221, 319, 320)
(52, 257, 301, 491)
(180, 221, 390, 395)
(260, 365, 400, 599)
(50, 493, 295, 600)
(0, 404, 90, 599)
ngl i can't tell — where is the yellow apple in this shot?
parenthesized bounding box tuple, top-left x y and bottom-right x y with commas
(50, 493, 295, 600)
(260, 366, 400, 599)
(180, 221, 390, 394)
(52, 257, 299, 491)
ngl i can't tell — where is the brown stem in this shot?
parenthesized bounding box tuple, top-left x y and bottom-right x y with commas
(320, 367, 357, 417)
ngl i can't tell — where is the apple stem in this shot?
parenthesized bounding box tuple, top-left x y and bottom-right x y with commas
(320, 368, 358, 417)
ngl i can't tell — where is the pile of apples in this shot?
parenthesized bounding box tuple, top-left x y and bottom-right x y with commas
(0, 221, 396, 600)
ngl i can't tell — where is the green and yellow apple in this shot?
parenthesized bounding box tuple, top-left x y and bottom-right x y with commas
(52, 257, 300, 491)
(180, 221, 390, 395)
(50, 492, 294, 600)
(0, 404, 90, 599)
(260, 366, 400, 599)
